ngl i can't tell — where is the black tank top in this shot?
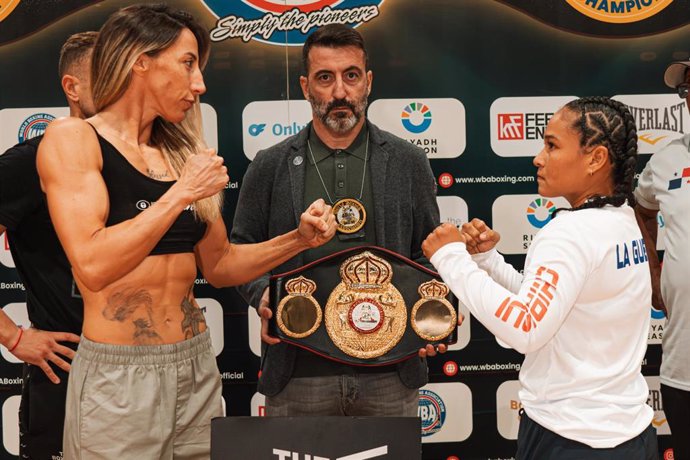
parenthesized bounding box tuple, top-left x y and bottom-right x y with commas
(94, 130, 207, 255)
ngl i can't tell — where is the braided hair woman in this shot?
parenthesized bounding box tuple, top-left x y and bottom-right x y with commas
(423, 97, 658, 459)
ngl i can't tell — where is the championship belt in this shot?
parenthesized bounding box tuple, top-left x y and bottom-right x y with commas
(270, 246, 458, 366)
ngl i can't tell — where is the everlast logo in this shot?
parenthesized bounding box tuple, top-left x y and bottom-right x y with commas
(648, 389, 663, 412)
(626, 102, 686, 134)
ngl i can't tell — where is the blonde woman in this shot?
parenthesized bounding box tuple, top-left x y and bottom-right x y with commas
(37, 4, 335, 459)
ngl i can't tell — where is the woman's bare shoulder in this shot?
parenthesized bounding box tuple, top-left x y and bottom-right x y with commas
(39, 117, 102, 169)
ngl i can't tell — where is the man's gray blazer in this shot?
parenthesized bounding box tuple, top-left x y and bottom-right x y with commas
(231, 120, 441, 396)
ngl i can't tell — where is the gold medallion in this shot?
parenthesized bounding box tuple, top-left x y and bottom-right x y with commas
(411, 280, 456, 342)
(276, 276, 322, 339)
(325, 251, 406, 359)
(333, 198, 366, 234)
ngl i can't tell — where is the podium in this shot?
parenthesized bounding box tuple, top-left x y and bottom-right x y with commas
(211, 416, 421, 459)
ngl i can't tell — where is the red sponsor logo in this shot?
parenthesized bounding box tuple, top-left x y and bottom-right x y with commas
(438, 173, 454, 189)
(447, 456, 460, 460)
(498, 113, 524, 140)
(664, 448, 674, 460)
(443, 361, 458, 377)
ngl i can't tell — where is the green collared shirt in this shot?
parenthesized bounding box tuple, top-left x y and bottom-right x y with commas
(303, 123, 376, 263)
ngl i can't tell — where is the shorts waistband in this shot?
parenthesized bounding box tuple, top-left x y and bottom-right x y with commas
(77, 330, 213, 365)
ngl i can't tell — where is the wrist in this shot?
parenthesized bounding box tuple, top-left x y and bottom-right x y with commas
(293, 229, 313, 250)
(7, 326, 23, 352)
(160, 183, 195, 211)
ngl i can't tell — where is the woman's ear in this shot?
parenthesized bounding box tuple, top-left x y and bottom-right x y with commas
(589, 144, 610, 174)
(132, 54, 150, 76)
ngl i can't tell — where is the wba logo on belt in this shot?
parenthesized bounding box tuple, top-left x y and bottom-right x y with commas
(203, 0, 385, 45)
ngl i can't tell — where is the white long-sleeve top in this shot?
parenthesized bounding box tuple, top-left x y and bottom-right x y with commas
(430, 205, 653, 448)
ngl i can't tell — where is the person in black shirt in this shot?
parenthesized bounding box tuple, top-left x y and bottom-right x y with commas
(37, 5, 335, 458)
(0, 31, 97, 459)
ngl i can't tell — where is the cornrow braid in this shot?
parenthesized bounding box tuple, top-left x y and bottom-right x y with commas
(555, 96, 638, 215)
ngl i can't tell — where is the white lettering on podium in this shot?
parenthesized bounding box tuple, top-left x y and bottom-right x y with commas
(272, 445, 388, 460)
(337, 445, 388, 460)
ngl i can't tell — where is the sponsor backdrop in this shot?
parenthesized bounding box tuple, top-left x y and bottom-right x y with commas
(1, 0, 689, 459)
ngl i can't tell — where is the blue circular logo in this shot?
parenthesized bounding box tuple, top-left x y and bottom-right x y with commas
(651, 307, 666, 320)
(203, 1, 385, 45)
(418, 389, 446, 437)
(401, 102, 432, 134)
(526, 198, 556, 229)
(18, 113, 55, 142)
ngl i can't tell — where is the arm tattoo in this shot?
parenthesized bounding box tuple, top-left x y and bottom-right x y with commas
(103, 288, 162, 344)
(180, 288, 206, 339)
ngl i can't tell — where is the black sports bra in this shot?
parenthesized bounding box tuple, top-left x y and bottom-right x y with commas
(93, 128, 207, 255)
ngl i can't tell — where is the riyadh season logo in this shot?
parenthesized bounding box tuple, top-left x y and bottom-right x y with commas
(493, 194, 569, 255)
(17, 113, 55, 142)
(526, 198, 556, 229)
(418, 389, 446, 437)
(651, 307, 666, 320)
(202, 1, 385, 45)
(649, 303, 665, 345)
(565, 0, 673, 23)
(401, 102, 432, 134)
(369, 98, 466, 158)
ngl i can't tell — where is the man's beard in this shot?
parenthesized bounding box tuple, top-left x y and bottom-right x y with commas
(309, 93, 368, 134)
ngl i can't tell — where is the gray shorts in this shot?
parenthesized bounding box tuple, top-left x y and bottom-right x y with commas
(63, 330, 222, 460)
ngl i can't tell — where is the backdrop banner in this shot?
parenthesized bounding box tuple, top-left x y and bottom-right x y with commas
(0, 1, 688, 459)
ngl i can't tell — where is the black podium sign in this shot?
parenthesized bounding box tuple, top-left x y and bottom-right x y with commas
(211, 416, 421, 459)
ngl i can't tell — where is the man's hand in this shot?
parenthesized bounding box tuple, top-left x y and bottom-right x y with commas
(257, 288, 280, 345)
(298, 199, 336, 248)
(177, 148, 229, 202)
(461, 218, 500, 255)
(422, 223, 465, 260)
(417, 312, 465, 357)
(10, 329, 80, 384)
(418, 343, 446, 358)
